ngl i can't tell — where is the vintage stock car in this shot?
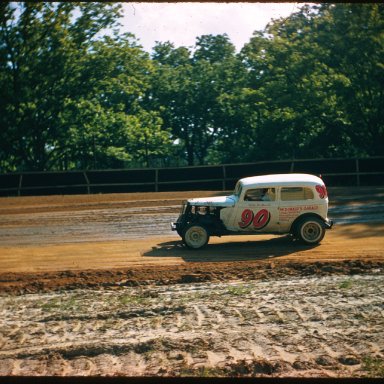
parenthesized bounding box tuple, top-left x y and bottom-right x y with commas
(171, 173, 333, 249)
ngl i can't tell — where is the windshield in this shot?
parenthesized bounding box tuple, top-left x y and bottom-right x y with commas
(180, 202, 187, 215)
(233, 181, 242, 198)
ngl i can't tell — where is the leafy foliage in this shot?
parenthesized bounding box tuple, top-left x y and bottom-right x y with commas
(1, 3, 383, 171)
(0, 2, 171, 171)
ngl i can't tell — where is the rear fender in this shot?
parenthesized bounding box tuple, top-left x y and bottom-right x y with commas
(290, 213, 326, 236)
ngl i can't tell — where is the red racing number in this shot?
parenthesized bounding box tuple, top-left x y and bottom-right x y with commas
(239, 209, 271, 230)
(316, 185, 328, 199)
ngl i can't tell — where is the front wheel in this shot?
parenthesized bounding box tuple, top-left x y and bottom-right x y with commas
(182, 224, 210, 249)
(297, 217, 325, 244)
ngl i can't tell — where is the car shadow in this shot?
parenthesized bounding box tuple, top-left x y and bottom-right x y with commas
(143, 235, 320, 262)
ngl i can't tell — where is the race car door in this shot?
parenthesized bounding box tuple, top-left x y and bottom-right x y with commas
(234, 187, 280, 233)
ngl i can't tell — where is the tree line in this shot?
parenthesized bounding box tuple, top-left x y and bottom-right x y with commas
(1, 2, 383, 172)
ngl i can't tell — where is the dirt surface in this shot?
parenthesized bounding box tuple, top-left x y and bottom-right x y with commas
(1, 274, 384, 378)
(0, 187, 384, 377)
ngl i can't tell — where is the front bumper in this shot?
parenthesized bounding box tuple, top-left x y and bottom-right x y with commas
(325, 218, 334, 229)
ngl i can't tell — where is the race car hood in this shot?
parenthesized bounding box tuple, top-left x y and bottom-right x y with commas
(187, 195, 237, 207)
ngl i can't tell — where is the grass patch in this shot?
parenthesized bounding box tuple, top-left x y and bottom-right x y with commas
(180, 366, 226, 377)
(41, 297, 78, 312)
(226, 285, 253, 296)
(362, 356, 384, 377)
(339, 279, 353, 289)
(117, 294, 148, 305)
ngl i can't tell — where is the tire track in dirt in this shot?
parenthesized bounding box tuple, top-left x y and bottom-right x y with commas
(1, 274, 383, 377)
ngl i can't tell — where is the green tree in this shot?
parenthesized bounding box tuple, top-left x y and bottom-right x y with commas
(238, 3, 384, 160)
(314, 3, 384, 156)
(0, 2, 124, 171)
(149, 35, 244, 165)
(58, 34, 172, 169)
(2, 3, 383, 173)
(0, 2, 173, 171)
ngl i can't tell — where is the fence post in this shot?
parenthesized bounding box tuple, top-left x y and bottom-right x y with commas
(83, 172, 90, 194)
(155, 169, 159, 192)
(356, 158, 360, 186)
(290, 161, 295, 173)
(222, 165, 226, 191)
(18, 174, 23, 196)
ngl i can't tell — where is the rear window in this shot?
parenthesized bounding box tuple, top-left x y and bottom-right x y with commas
(280, 187, 314, 201)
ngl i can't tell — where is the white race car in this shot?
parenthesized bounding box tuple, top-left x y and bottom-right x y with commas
(172, 173, 333, 249)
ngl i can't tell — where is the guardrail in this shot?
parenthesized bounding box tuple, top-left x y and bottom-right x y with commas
(1, 157, 383, 197)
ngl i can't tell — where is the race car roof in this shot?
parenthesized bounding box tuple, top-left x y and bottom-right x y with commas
(239, 173, 324, 188)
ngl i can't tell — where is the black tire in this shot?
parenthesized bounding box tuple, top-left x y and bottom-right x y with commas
(182, 224, 210, 249)
(296, 217, 325, 245)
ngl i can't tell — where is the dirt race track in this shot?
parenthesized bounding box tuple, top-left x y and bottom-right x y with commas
(0, 187, 384, 377)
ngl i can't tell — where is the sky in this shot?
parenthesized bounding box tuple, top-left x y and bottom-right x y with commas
(120, 2, 304, 53)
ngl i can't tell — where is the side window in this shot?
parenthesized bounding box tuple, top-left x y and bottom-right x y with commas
(192, 206, 209, 215)
(244, 188, 276, 201)
(280, 187, 314, 201)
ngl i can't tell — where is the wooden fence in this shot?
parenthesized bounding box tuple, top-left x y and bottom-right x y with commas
(1, 157, 383, 197)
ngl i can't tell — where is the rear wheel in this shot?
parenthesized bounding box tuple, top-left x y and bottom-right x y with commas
(297, 217, 325, 244)
(182, 224, 209, 249)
